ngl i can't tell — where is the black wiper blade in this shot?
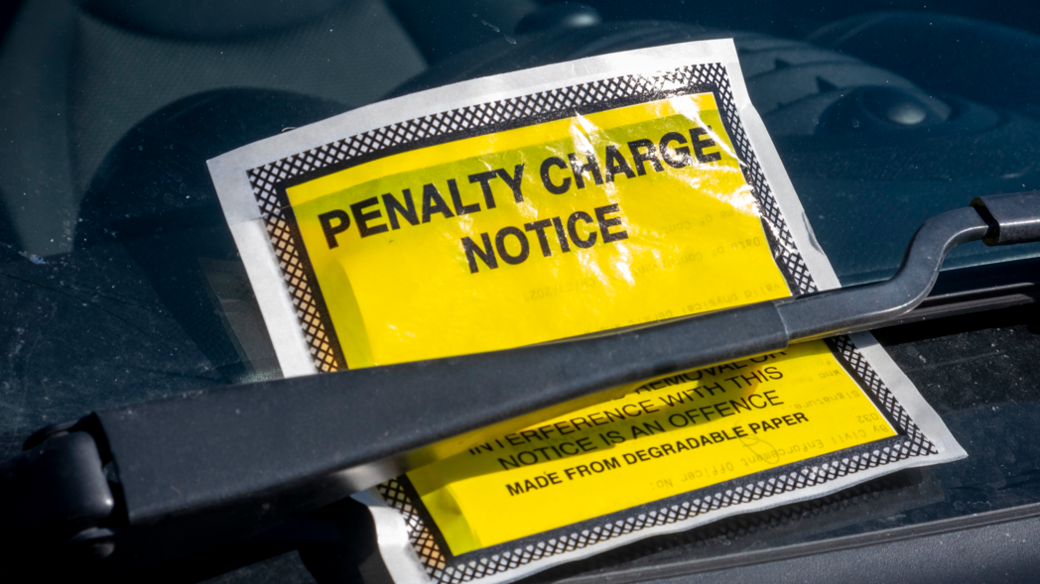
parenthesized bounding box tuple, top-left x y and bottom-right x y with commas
(3, 192, 1039, 573)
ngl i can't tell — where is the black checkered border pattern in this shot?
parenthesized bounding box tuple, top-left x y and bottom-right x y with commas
(240, 60, 936, 579)
(379, 468, 918, 580)
(242, 60, 936, 580)
(707, 71, 816, 297)
(245, 62, 814, 371)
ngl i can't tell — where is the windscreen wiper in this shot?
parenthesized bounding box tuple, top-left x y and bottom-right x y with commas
(3, 192, 1039, 574)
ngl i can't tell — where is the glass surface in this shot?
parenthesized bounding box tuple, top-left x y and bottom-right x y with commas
(2, 1, 1040, 581)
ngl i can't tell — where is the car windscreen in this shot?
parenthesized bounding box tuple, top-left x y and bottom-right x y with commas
(2, 1, 1040, 581)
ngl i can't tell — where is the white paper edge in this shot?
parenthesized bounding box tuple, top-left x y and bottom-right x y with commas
(352, 490, 430, 582)
(207, 161, 315, 376)
(205, 37, 967, 582)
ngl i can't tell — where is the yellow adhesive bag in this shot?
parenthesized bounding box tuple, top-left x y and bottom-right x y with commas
(208, 39, 966, 584)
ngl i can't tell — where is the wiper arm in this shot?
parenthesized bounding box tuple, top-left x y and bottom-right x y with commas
(2, 192, 1038, 573)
